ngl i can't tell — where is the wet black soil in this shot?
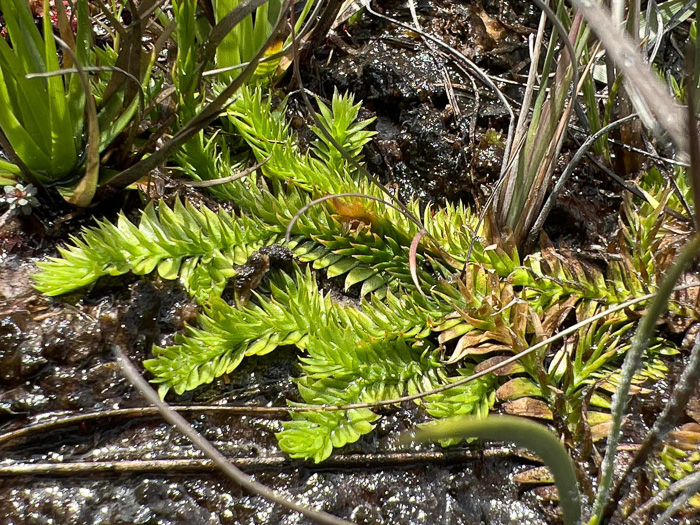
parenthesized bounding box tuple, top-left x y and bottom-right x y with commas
(304, 0, 537, 204)
(304, 0, 622, 251)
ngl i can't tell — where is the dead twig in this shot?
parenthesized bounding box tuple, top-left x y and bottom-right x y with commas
(182, 156, 271, 188)
(0, 448, 518, 477)
(113, 344, 353, 525)
(605, 330, 700, 519)
(626, 471, 700, 523)
(284, 193, 420, 243)
(0, 404, 289, 449)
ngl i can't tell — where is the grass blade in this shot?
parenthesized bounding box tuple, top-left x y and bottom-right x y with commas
(570, 0, 687, 152)
(55, 37, 99, 207)
(42, 0, 78, 176)
(408, 416, 582, 525)
(589, 235, 700, 524)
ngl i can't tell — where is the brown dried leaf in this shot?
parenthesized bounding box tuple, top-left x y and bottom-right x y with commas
(447, 338, 510, 363)
(510, 300, 530, 346)
(542, 296, 579, 336)
(453, 330, 491, 349)
(487, 271, 501, 301)
(476, 9, 509, 41)
(500, 281, 514, 308)
(531, 485, 560, 502)
(457, 270, 476, 304)
(54, 0, 76, 68)
(667, 273, 700, 332)
(590, 420, 614, 442)
(596, 379, 649, 396)
(665, 314, 695, 334)
(330, 197, 380, 233)
(514, 466, 554, 485)
(540, 247, 564, 277)
(502, 398, 553, 420)
(687, 395, 700, 423)
(667, 423, 700, 451)
(474, 356, 526, 376)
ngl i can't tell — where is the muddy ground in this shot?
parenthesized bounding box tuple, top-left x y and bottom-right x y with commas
(0, 1, 697, 524)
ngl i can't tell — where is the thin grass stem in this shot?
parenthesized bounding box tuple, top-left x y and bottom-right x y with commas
(626, 470, 700, 523)
(589, 235, 700, 525)
(528, 113, 639, 247)
(113, 344, 354, 525)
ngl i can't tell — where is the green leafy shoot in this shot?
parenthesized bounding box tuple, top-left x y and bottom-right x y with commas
(33, 199, 275, 303)
(211, 0, 314, 83)
(145, 268, 328, 397)
(34, 83, 696, 464)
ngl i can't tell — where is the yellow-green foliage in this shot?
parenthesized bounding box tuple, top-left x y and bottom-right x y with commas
(33, 87, 694, 462)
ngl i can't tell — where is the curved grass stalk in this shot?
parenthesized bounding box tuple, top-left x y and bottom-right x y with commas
(589, 234, 700, 525)
(0, 405, 288, 448)
(113, 343, 353, 525)
(409, 416, 581, 525)
(284, 193, 423, 242)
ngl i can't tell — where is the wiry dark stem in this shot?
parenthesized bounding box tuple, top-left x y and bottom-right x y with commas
(112, 343, 353, 525)
(591, 235, 700, 524)
(603, 330, 700, 519)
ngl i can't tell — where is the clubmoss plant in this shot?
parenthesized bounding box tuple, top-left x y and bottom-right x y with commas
(33, 84, 695, 463)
